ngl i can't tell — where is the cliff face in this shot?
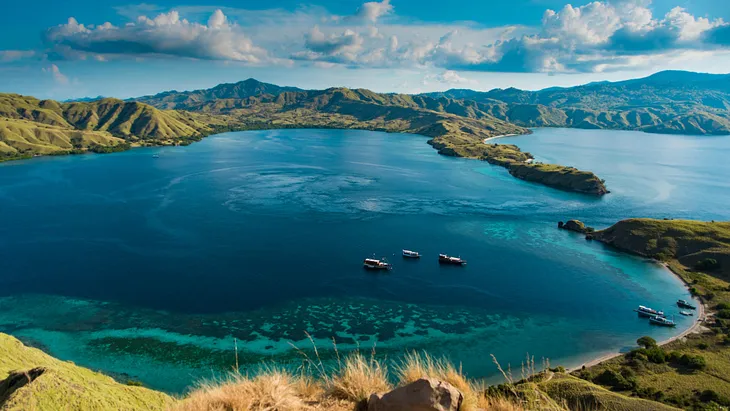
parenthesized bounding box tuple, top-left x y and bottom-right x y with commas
(592, 219, 730, 278)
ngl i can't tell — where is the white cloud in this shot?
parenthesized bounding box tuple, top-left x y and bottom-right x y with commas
(42, 64, 69, 85)
(423, 70, 477, 86)
(0, 50, 36, 62)
(45, 10, 273, 64)
(355, 0, 393, 23)
(39, 0, 730, 74)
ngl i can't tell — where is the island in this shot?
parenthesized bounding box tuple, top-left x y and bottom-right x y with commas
(559, 218, 730, 409)
(0, 83, 609, 196)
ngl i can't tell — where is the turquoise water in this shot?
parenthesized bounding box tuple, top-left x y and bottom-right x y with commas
(0, 128, 726, 393)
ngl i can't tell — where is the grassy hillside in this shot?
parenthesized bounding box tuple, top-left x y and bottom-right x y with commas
(423, 71, 730, 135)
(574, 218, 730, 410)
(0, 93, 223, 160)
(2, 331, 687, 411)
(0, 333, 173, 410)
(592, 219, 730, 279)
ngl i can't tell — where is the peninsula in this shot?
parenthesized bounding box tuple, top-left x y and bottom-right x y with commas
(560, 218, 730, 409)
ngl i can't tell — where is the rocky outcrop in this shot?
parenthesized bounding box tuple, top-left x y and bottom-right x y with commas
(368, 378, 463, 411)
(558, 220, 595, 234)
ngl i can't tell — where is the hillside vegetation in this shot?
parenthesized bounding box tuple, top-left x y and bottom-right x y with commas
(0, 333, 173, 410)
(423, 71, 730, 135)
(0, 93, 226, 161)
(573, 218, 730, 410)
(1, 333, 684, 411)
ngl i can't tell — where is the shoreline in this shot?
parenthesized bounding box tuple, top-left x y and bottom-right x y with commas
(568, 261, 707, 372)
(483, 133, 519, 143)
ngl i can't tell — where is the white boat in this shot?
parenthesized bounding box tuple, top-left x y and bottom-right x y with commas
(439, 254, 467, 266)
(152, 154, 160, 158)
(402, 250, 421, 258)
(680, 310, 694, 316)
(649, 315, 676, 327)
(363, 258, 392, 270)
(636, 305, 664, 317)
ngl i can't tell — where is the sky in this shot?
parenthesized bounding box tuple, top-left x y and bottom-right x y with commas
(1, 0, 730, 99)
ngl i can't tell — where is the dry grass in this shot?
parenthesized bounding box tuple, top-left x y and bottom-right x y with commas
(395, 351, 483, 411)
(328, 350, 391, 403)
(171, 370, 305, 411)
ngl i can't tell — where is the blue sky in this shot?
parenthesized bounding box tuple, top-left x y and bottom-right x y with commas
(1, 0, 730, 99)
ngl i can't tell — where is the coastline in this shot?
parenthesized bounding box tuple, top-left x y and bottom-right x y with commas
(568, 261, 707, 372)
(483, 133, 520, 143)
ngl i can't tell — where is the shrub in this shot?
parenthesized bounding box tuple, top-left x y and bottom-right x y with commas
(695, 258, 720, 271)
(645, 347, 666, 364)
(717, 309, 730, 319)
(697, 342, 709, 350)
(682, 354, 707, 370)
(637, 336, 657, 349)
(593, 370, 636, 391)
(697, 389, 730, 405)
(126, 380, 144, 386)
(716, 303, 730, 310)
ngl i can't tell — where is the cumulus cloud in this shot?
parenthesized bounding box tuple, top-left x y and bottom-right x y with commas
(42, 64, 69, 84)
(37, 0, 730, 74)
(0, 50, 35, 62)
(423, 70, 476, 86)
(355, 0, 393, 23)
(45, 10, 272, 63)
(429, 1, 729, 73)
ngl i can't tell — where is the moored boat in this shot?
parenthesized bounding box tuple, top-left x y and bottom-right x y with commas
(402, 250, 421, 258)
(679, 310, 693, 316)
(677, 299, 696, 309)
(649, 315, 676, 327)
(636, 305, 664, 317)
(363, 258, 392, 270)
(439, 254, 466, 266)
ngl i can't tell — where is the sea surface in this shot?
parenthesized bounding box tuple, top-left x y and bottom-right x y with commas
(1, 128, 728, 393)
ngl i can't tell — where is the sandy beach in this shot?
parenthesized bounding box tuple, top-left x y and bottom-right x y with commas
(483, 133, 519, 143)
(568, 263, 707, 372)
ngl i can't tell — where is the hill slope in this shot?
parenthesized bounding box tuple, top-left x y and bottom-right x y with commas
(423, 71, 730, 135)
(0, 333, 173, 410)
(0, 93, 219, 160)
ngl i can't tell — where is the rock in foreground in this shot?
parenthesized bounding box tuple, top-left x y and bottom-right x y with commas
(368, 378, 463, 411)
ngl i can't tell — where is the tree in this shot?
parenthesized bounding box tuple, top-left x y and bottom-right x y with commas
(637, 336, 657, 349)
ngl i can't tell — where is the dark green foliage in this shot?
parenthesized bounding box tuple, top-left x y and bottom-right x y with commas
(717, 309, 730, 319)
(697, 342, 709, 350)
(88, 143, 131, 154)
(697, 389, 730, 405)
(125, 379, 144, 387)
(717, 303, 730, 310)
(676, 354, 707, 370)
(695, 258, 720, 271)
(637, 336, 657, 349)
(593, 369, 636, 391)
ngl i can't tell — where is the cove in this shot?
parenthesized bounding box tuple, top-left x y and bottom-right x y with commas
(1, 128, 726, 393)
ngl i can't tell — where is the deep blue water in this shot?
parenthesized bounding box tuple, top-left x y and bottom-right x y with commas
(0, 128, 727, 392)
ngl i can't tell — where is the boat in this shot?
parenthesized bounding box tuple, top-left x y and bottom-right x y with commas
(677, 299, 696, 309)
(649, 315, 676, 327)
(679, 310, 694, 316)
(439, 254, 466, 266)
(635, 305, 664, 317)
(402, 250, 421, 258)
(363, 258, 392, 270)
(152, 154, 160, 158)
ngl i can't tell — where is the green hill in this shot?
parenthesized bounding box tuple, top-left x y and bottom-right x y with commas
(0, 333, 173, 410)
(423, 71, 730, 135)
(0, 93, 223, 161)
